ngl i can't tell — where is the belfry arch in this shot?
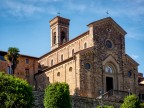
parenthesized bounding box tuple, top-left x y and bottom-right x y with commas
(61, 31, 66, 43)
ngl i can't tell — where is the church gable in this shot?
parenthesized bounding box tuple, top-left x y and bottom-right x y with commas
(88, 17, 127, 67)
(88, 17, 127, 35)
(102, 55, 120, 72)
(90, 19, 125, 68)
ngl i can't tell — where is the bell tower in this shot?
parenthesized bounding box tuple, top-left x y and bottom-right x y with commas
(49, 16, 70, 50)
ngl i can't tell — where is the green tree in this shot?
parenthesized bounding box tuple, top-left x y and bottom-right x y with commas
(96, 105, 114, 108)
(0, 72, 34, 108)
(120, 94, 141, 108)
(44, 82, 71, 108)
(4, 47, 20, 75)
(140, 102, 144, 108)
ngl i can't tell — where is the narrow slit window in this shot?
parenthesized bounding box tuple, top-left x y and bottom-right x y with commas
(84, 42, 87, 49)
(61, 54, 63, 61)
(51, 59, 53, 66)
(53, 32, 56, 44)
(72, 49, 74, 56)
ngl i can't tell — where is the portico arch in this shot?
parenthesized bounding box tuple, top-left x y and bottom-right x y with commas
(102, 55, 120, 92)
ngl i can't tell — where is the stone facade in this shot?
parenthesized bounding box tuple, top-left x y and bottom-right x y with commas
(35, 16, 140, 99)
(0, 51, 38, 86)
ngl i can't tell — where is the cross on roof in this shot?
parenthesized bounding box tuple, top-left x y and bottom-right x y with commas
(106, 10, 109, 16)
(57, 12, 60, 16)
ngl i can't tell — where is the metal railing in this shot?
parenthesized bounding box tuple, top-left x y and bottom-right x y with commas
(97, 89, 129, 101)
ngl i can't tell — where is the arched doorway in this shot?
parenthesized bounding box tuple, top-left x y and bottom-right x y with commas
(106, 77, 113, 91)
(104, 63, 117, 92)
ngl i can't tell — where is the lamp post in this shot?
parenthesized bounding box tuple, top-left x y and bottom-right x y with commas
(96, 90, 104, 108)
(128, 89, 131, 95)
(100, 90, 103, 108)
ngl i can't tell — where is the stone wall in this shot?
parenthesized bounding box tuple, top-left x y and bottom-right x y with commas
(0, 60, 8, 72)
(35, 54, 81, 95)
(72, 96, 122, 108)
(33, 91, 44, 108)
(32, 91, 122, 108)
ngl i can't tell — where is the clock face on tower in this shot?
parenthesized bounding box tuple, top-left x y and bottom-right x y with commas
(105, 39, 113, 49)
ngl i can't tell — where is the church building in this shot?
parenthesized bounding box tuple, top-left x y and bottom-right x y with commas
(35, 16, 140, 99)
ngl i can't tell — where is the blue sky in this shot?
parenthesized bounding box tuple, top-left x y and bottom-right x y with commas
(0, 0, 144, 73)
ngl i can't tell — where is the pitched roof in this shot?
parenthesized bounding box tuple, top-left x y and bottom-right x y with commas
(40, 17, 127, 59)
(87, 17, 127, 35)
(125, 54, 139, 66)
(0, 50, 39, 59)
(40, 31, 89, 59)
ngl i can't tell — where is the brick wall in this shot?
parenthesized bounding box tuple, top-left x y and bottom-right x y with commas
(0, 54, 38, 86)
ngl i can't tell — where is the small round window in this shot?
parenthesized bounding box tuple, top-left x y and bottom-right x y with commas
(128, 71, 132, 77)
(85, 63, 91, 70)
(105, 40, 113, 49)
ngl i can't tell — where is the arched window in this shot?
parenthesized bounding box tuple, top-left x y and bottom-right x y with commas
(51, 59, 53, 66)
(61, 54, 63, 62)
(25, 58, 29, 64)
(105, 65, 113, 73)
(53, 32, 56, 44)
(61, 31, 66, 43)
(69, 67, 72, 72)
(84, 42, 87, 49)
(72, 49, 74, 56)
(57, 72, 60, 77)
(25, 68, 29, 77)
(128, 70, 132, 77)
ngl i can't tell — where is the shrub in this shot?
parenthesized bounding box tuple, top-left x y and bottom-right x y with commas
(44, 82, 71, 108)
(96, 105, 114, 108)
(0, 72, 34, 108)
(140, 103, 144, 108)
(120, 94, 141, 108)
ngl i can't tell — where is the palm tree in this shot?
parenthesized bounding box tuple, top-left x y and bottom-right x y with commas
(4, 47, 20, 75)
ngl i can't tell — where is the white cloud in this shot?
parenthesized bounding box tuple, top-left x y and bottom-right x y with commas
(112, 0, 144, 4)
(66, 1, 87, 12)
(0, 0, 61, 17)
(112, 0, 144, 19)
(1, 1, 43, 17)
(126, 27, 144, 40)
(19, 0, 63, 3)
(0, 0, 144, 21)
(131, 54, 139, 60)
(127, 32, 144, 41)
(84, 0, 144, 21)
